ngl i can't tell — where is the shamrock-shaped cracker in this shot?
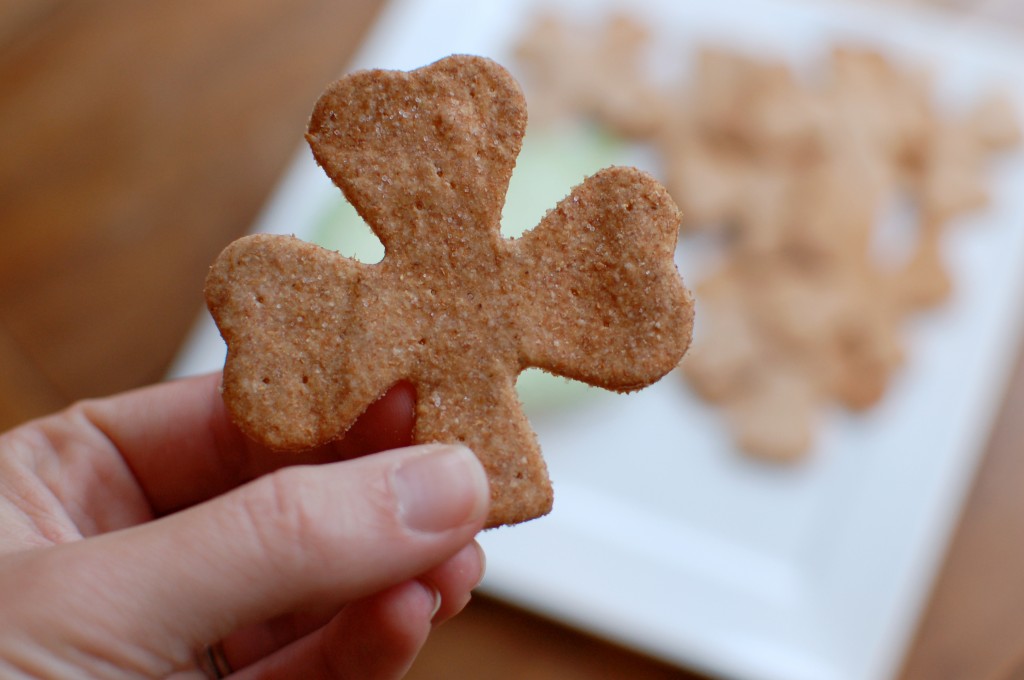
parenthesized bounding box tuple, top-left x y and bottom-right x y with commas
(206, 55, 693, 527)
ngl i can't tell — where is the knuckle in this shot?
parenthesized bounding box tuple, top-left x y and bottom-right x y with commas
(233, 467, 329, 573)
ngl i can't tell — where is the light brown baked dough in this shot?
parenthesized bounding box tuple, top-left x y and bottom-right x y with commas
(205, 55, 694, 527)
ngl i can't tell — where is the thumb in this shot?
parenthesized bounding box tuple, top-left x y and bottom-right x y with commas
(7, 444, 488, 673)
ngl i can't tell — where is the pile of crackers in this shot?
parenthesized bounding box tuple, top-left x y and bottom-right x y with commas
(516, 13, 1020, 460)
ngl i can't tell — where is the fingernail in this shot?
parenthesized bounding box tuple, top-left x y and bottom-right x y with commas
(418, 579, 442, 621)
(393, 445, 489, 533)
(472, 541, 487, 589)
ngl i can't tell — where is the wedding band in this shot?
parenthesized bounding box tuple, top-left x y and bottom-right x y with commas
(197, 641, 233, 679)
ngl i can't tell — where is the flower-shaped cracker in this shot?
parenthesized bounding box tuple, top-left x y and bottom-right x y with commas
(206, 55, 693, 527)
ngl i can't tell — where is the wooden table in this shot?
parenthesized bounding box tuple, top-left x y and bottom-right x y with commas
(2, 2, 1023, 678)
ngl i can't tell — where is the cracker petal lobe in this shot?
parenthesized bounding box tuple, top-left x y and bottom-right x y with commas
(206, 234, 402, 450)
(514, 166, 694, 390)
(306, 55, 527, 253)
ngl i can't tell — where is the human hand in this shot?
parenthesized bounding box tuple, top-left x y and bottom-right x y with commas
(0, 373, 489, 679)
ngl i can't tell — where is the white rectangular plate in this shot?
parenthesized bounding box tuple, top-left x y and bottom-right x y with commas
(170, 2, 1024, 679)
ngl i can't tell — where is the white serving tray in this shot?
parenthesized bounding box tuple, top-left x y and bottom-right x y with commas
(170, 1, 1024, 679)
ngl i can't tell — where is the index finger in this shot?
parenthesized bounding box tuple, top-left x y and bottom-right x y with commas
(78, 372, 416, 515)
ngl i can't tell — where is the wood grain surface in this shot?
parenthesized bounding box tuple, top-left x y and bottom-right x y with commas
(2, 2, 1023, 679)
